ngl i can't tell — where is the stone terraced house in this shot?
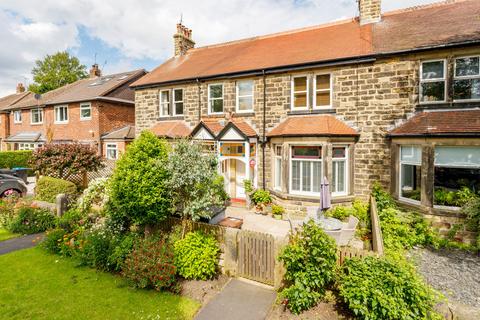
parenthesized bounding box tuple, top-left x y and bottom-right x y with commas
(0, 66, 144, 159)
(132, 0, 480, 234)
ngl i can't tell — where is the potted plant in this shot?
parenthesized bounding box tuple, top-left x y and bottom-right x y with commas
(251, 189, 272, 215)
(272, 204, 285, 220)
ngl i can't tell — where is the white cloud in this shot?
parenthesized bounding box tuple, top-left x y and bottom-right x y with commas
(0, 0, 439, 95)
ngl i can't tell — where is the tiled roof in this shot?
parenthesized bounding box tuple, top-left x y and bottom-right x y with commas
(101, 126, 135, 140)
(389, 110, 480, 136)
(5, 132, 45, 142)
(0, 92, 31, 111)
(266, 115, 358, 137)
(132, 0, 480, 87)
(149, 121, 191, 138)
(196, 118, 258, 138)
(8, 70, 145, 110)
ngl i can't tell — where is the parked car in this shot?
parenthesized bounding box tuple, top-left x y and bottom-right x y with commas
(0, 174, 28, 197)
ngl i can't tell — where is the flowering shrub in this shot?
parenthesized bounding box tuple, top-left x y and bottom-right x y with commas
(77, 228, 118, 271)
(122, 237, 176, 291)
(56, 209, 85, 232)
(59, 229, 85, 257)
(278, 220, 337, 314)
(0, 197, 18, 227)
(77, 178, 110, 213)
(8, 206, 56, 234)
(174, 231, 219, 280)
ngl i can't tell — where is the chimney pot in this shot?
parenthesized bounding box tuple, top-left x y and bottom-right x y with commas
(16, 83, 25, 94)
(174, 23, 195, 57)
(358, 0, 381, 25)
(89, 64, 102, 78)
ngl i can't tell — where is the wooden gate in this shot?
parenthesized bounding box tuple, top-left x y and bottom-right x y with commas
(237, 230, 275, 285)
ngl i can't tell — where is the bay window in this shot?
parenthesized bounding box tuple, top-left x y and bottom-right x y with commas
(290, 146, 322, 195)
(274, 145, 282, 190)
(208, 84, 224, 114)
(453, 56, 480, 101)
(332, 146, 348, 196)
(420, 60, 446, 103)
(291, 76, 308, 110)
(314, 74, 332, 108)
(399, 146, 422, 202)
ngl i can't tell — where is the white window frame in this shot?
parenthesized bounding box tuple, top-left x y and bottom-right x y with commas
(289, 145, 323, 196)
(332, 145, 349, 197)
(30, 108, 43, 125)
(13, 110, 22, 124)
(419, 59, 447, 104)
(159, 89, 171, 117)
(18, 143, 36, 151)
(453, 55, 480, 102)
(106, 143, 118, 160)
(313, 73, 333, 109)
(208, 83, 224, 115)
(236, 80, 254, 113)
(291, 75, 309, 111)
(172, 88, 184, 116)
(54, 105, 69, 124)
(398, 145, 422, 205)
(274, 145, 282, 191)
(80, 102, 92, 120)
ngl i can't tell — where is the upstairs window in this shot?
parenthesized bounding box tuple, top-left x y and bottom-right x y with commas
(159, 90, 170, 117)
(54, 105, 68, 123)
(236, 80, 254, 113)
(31, 108, 43, 124)
(291, 76, 308, 110)
(314, 74, 332, 108)
(80, 103, 92, 120)
(13, 110, 22, 123)
(173, 89, 184, 115)
(420, 60, 446, 103)
(208, 84, 224, 114)
(453, 56, 480, 101)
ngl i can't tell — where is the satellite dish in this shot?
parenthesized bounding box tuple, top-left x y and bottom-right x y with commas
(34, 93, 42, 100)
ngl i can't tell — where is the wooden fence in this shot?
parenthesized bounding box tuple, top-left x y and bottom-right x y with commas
(370, 196, 385, 255)
(156, 217, 226, 244)
(67, 160, 116, 188)
(337, 246, 379, 265)
(237, 230, 275, 285)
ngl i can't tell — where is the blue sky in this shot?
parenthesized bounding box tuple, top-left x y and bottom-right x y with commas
(0, 0, 438, 96)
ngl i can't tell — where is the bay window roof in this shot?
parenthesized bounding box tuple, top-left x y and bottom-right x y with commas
(267, 115, 358, 138)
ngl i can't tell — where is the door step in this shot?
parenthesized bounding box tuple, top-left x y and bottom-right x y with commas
(229, 198, 247, 208)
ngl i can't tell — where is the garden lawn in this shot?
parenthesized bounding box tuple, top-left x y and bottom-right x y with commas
(0, 247, 200, 320)
(0, 228, 19, 242)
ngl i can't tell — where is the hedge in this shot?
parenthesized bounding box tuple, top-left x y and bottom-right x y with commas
(0, 150, 32, 169)
(35, 176, 78, 203)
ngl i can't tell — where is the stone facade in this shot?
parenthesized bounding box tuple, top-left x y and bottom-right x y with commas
(134, 45, 480, 216)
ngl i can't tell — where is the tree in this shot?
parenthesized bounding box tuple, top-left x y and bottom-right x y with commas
(28, 51, 88, 94)
(30, 144, 103, 180)
(109, 131, 171, 226)
(166, 139, 227, 231)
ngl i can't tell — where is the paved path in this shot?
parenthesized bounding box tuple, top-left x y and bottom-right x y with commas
(195, 279, 276, 320)
(0, 233, 44, 255)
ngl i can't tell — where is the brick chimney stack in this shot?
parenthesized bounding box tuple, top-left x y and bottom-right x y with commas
(358, 0, 381, 25)
(174, 23, 195, 57)
(16, 83, 25, 94)
(89, 64, 102, 78)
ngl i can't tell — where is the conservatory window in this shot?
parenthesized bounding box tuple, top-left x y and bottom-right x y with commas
(399, 146, 422, 203)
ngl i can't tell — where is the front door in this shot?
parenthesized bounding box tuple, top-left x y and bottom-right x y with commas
(222, 159, 246, 199)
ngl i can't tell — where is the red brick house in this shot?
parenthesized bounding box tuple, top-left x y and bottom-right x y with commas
(1, 66, 145, 159)
(132, 0, 480, 234)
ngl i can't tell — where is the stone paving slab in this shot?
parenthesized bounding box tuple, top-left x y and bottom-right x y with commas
(195, 279, 276, 320)
(0, 233, 44, 255)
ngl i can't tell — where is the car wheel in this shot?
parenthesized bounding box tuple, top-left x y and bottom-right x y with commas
(2, 189, 20, 198)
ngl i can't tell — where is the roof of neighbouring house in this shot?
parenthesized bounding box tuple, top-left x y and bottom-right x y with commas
(132, 0, 480, 88)
(266, 115, 358, 137)
(388, 109, 480, 137)
(0, 92, 31, 111)
(149, 121, 191, 138)
(101, 125, 136, 140)
(7, 69, 146, 110)
(5, 132, 45, 142)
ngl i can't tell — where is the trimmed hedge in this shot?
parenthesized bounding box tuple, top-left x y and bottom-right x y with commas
(0, 150, 32, 169)
(35, 176, 77, 203)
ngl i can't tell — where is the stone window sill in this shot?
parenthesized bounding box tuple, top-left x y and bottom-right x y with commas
(157, 116, 185, 121)
(287, 108, 336, 116)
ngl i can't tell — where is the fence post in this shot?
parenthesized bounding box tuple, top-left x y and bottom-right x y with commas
(223, 228, 239, 276)
(56, 193, 68, 217)
(273, 236, 288, 289)
(82, 172, 88, 189)
(370, 196, 384, 255)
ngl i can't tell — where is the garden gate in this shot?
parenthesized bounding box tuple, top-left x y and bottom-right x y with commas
(237, 230, 275, 286)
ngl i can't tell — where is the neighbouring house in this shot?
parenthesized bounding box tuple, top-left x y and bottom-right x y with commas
(132, 0, 480, 231)
(1, 65, 145, 159)
(0, 83, 30, 150)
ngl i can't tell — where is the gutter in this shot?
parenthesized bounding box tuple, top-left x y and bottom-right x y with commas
(388, 132, 480, 138)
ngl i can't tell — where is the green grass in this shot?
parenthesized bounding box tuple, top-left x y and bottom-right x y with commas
(0, 228, 19, 242)
(0, 247, 200, 320)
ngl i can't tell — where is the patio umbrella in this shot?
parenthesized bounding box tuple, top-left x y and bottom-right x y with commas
(320, 176, 331, 212)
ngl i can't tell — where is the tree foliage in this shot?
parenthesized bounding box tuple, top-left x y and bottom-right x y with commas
(30, 144, 103, 180)
(109, 131, 171, 226)
(166, 139, 227, 222)
(28, 51, 87, 94)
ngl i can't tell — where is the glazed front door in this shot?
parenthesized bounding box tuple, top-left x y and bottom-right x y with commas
(222, 159, 246, 199)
